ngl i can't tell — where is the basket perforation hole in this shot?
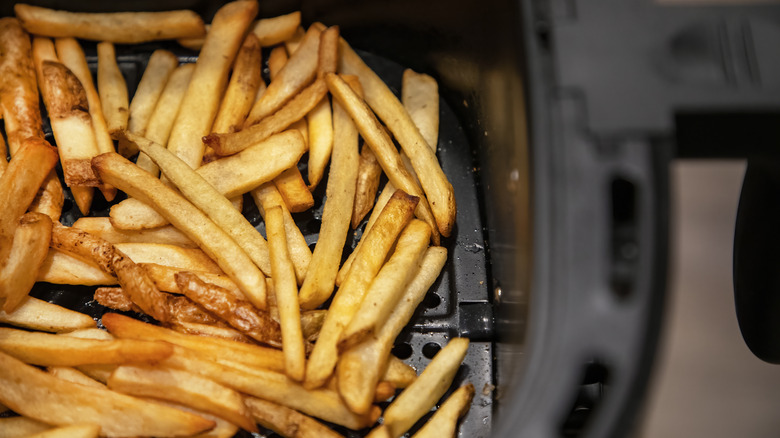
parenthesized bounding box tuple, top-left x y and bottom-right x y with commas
(391, 342, 413, 360)
(422, 292, 441, 308)
(422, 342, 441, 359)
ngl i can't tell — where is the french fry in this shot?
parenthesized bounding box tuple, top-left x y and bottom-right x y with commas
(94, 286, 222, 327)
(0, 417, 51, 438)
(297, 79, 359, 308)
(303, 190, 419, 389)
(267, 45, 288, 78)
(26, 424, 100, 438)
(244, 396, 344, 438)
(93, 152, 268, 309)
(162, 346, 378, 430)
(250, 182, 311, 284)
(130, 132, 272, 276)
(352, 145, 382, 228)
(0, 297, 95, 333)
(109, 197, 169, 230)
(212, 32, 263, 134)
(27, 173, 64, 223)
(205, 78, 328, 156)
(317, 25, 340, 77)
(384, 356, 418, 389)
(366, 425, 392, 438)
(108, 365, 258, 433)
(0, 327, 173, 366)
(101, 313, 285, 372)
(0, 212, 52, 312)
(137, 63, 195, 176)
(38, 249, 116, 286)
(337, 247, 446, 414)
(273, 166, 314, 212)
(266, 206, 306, 381)
(325, 73, 440, 244)
(339, 41, 455, 237)
(15, 4, 206, 43)
(122, 49, 178, 157)
(0, 136, 6, 178)
(0, 350, 216, 437)
(117, 243, 222, 274)
(381, 338, 469, 438)
(306, 95, 333, 189)
(48, 367, 106, 389)
(284, 26, 305, 55)
(252, 11, 302, 46)
(410, 383, 474, 438)
(0, 137, 58, 267)
(171, 321, 252, 344)
(244, 25, 321, 127)
(138, 263, 240, 296)
(73, 216, 197, 248)
(166, 0, 258, 171)
(175, 272, 281, 347)
(374, 381, 397, 402)
(402, 69, 439, 152)
(338, 220, 431, 350)
(176, 23, 210, 50)
(97, 42, 128, 139)
(60, 328, 114, 341)
(160, 401, 240, 438)
(301, 309, 327, 342)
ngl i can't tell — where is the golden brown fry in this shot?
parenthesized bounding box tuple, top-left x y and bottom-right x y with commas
(48, 366, 106, 389)
(205, 78, 328, 156)
(374, 381, 396, 403)
(284, 26, 305, 55)
(131, 132, 272, 275)
(402, 69, 439, 152)
(25, 424, 100, 438)
(0, 137, 58, 267)
(166, 0, 258, 170)
(317, 25, 340, 77)
(50, 223, 173, 322)
(94, 287, 219, 327)
(0, 350, 215, 437)
(273, 166, 314, 213)
(93, 287, 140, 312)
(244, 25, 321, 127)
(251, 182, 312, 284)
(15, 4, 206, 43)
(337, 247, 446, 414)
(303, 190, 419, 388)
(176, 272, 281, 347)
(365, 425, 392, 438)
(382, 338, 469, 438)
(301, 309, 327, 342)
(0, 212, 52, 312)
(411, 383, 474, 438)
(339, 220, 431, 350)
(353, 145, 383, 228)
(306, 95, 333, 189)
(102, 313, 285, 372)
(252, 11, 302, 46)
(122, 49, 178, 157)
(0, 297, 95, 333)
(297, 84, 359, 308)
(176, 23, 210, 50)
(170, 321, 253, 344)
(73, 216, 197, 248)
(97, 42, 129, 139)
(0, 135, 6, 178)
(93, 152, 268, 309)
(266, 206, 306, 381)
(325, 73, 440, 244)
(27, 173, 64, 223)
(141, 263, 240, 295)
(108, 365, 258, 433)
(339, 41, 455, 237)
(212, 32, 263, 134)
(383, 355, 418, 389)
(0, 327, 173, 366)
(137, 63, 195, 176)
(267, 45, 288, 79)
(0, 416, 51, 437)
(244, 396, 345, 438)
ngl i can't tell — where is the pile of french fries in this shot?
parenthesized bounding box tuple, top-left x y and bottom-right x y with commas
(0, 2, 475, 437)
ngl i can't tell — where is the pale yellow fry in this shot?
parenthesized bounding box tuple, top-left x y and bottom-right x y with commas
(303, 190, 418, 389)
(166, 0, 258, 170)
(251, 182, 311, 285)
(0, 327, 173, 366)
(102, 312, 285, 373)
(402, 69, 439, 151)
(339, 220, 431, 350)
(97, 42, 128, 139)
(26, 423, 100, 438)
(131, 132, 272, 276)
(48, 367, 105, 389)
(123, 49, 178, 156)
(252, 11, 301, 46)
(141, 263, 241, 296)
(284, 26, 305, 54)
(306, 95, 333, 189)
(136, 63, 195, 176)
(337, 247, 446, 414)
(93, 152, 268, 309)
(244, 396, 344, 438)
(37, 248, 116, 286)
(212, 32, 263, 134)
(73, 216, 197, 248)
(245, 25, 320, 127)
(0, 350, 215, 437)
(116, 242, 222, 274)
(383, 338, 470, 438)
(0, 297, 95, 333)
(171, 321, 250, 343)
(0, 417, 51, 438)
(339, 40, 455, 237)
(109, 197, 169, 230)
(325, 73, 439, 244)
(61, 328, 114, 341)
(108, 365, 258, 433)
(266, 206, 306, 382)
(158, 401, 240, 438)
(411, 383, 475, 438)
(366, 425, 392, 438)
(15, 4, 205, 43)
(297, 90, 359, 309)
(0, 212, 52, 312)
